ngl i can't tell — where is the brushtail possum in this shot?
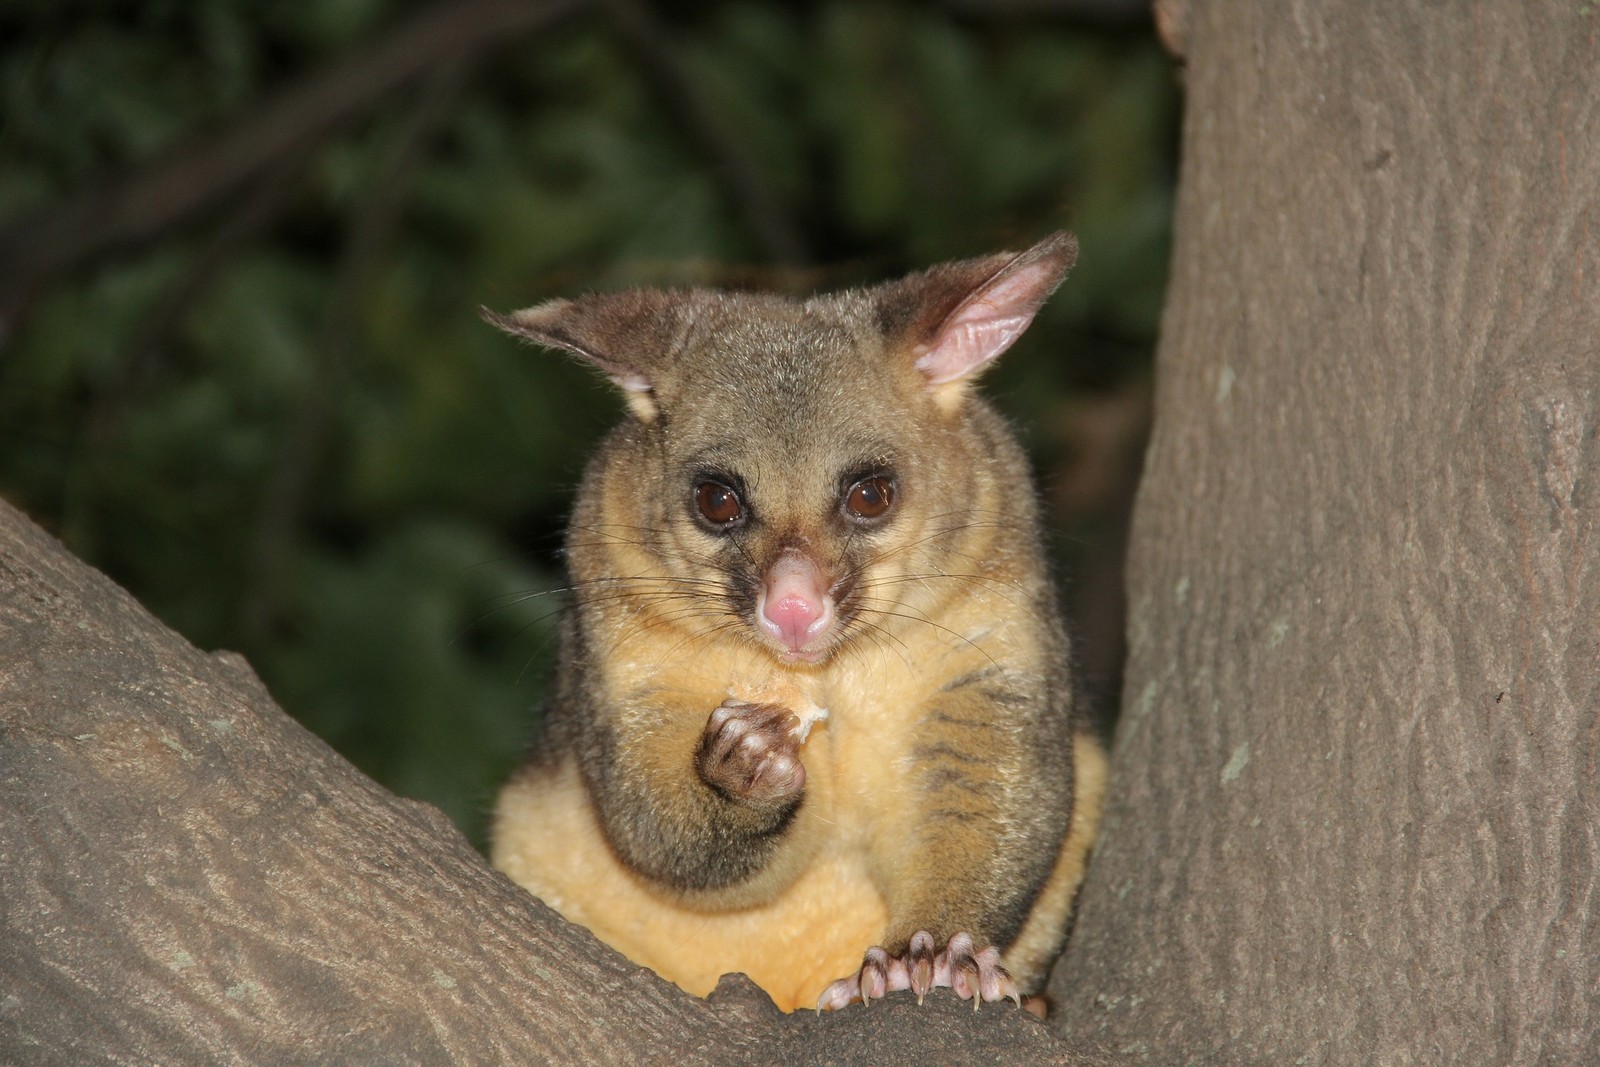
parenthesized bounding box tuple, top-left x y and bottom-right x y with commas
(484, 233, 1106, 1013)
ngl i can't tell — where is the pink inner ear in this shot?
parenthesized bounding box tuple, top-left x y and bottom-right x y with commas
(913, 262, 1058, 386)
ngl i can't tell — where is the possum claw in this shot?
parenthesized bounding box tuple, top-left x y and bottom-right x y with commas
(816, 977, 859, 1012)
(977, 947, 1023, 1008)
(818, 930, 1021, 1010)
(859, 946, 893, 1005)
(946, 932, 981, 1004)
(942, 934, 1021, 1008)
(909, 930, 936, 1004)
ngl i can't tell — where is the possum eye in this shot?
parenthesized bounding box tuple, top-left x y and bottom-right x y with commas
(695, 481, 746, 530)
(843, 476, 895, 522)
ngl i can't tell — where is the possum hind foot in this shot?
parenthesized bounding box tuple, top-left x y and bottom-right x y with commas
(814, 931, 1021, 1011)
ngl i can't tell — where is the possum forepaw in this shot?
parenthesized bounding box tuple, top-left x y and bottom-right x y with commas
(815, 931, 1021, 1011)
(696, 701, 806, 804)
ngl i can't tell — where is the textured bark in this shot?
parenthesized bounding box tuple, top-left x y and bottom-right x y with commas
(1055, 2, 1600, 1063)
(0, 496, 1109, 1064)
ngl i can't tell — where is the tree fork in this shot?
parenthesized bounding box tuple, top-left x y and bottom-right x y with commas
(0, 497, 1106, 1063)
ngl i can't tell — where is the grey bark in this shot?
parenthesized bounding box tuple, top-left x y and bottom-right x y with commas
(1055, 2, 1600, 1063)
(0, 495, 1108, 1064)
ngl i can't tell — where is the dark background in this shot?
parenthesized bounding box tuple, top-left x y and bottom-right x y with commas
(0, 0, 1176, 845)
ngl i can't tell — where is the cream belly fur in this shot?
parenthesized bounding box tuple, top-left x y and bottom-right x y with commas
(494, 759, 889, 1010)
(491, 712, 1106, 1012)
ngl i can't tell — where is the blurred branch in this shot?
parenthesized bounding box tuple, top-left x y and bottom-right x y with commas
(0, 0, 586, 304)
(58, 148, 317, 559)
(90, 152, 314, 443)
(239, 64, 472, 644)
(603, 0, 808, 266)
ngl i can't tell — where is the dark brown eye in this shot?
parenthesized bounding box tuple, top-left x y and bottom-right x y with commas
(844, 476, 895, 521)
(695, 482, 745, 528)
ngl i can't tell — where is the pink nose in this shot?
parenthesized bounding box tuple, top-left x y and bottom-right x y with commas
(765, 592, 819, 648)
(758, 553, 834, 652)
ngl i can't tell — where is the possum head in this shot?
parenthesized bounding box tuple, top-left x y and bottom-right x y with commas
(484, 233, 1076, 665)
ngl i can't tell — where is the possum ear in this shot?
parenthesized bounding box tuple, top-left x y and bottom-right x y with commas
(874, 231, 1077, 405)
(481, 291, 683, 422)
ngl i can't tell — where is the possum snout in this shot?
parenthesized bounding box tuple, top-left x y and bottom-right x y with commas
(756, 551, 835, 657)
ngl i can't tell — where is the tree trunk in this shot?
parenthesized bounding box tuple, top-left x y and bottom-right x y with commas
(1055, 2, 1600, 1063)
(0, 494, 1110, 1063)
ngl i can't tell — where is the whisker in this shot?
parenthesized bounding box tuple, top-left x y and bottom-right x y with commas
(863, 572, 1034, 613)
(847, 602, 1006, 676)
(834, 617, 914, 674)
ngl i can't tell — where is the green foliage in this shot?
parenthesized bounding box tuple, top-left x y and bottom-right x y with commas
(0, 0, 1176, 847)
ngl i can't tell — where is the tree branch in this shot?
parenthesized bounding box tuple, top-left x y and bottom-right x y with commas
(0, 0, 586, 299)
(237, 64, 471, 644)
(603, 0, 808, 266)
